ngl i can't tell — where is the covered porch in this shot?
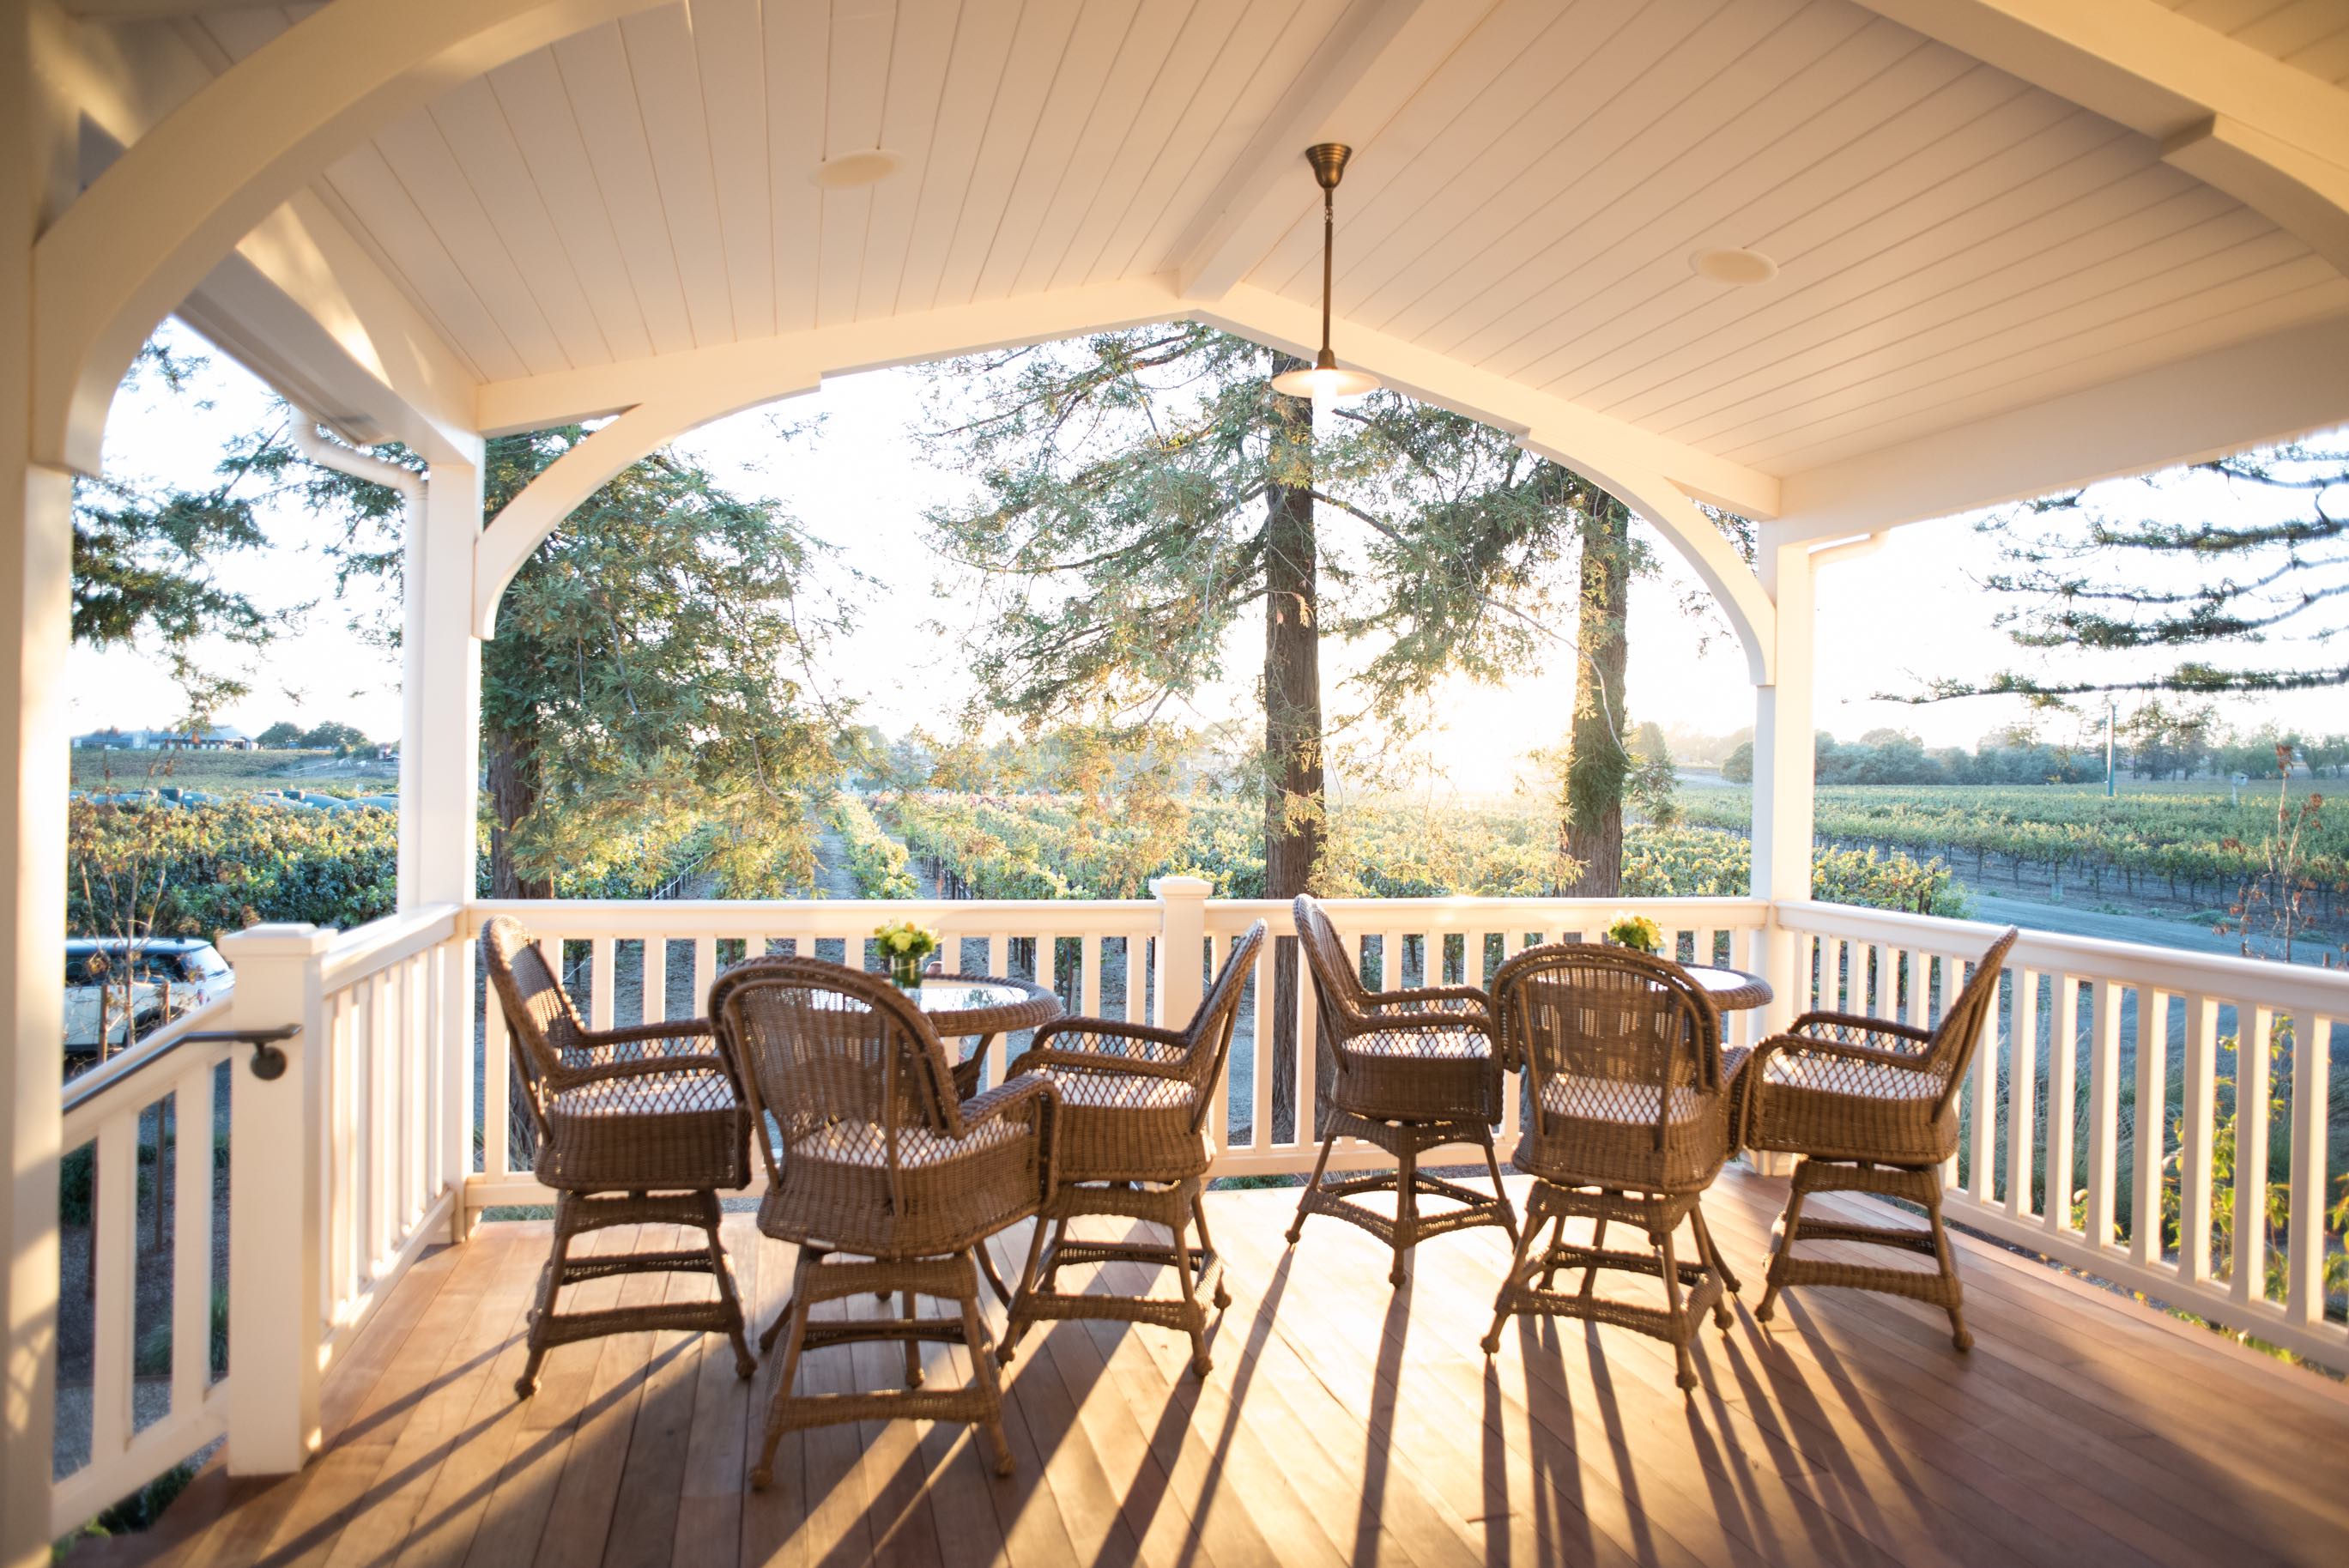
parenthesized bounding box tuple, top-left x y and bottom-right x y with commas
(83, 1178, 2349, 1567)
(10, 2, 2349, 1564)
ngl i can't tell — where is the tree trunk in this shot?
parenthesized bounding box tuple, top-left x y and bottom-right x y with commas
(1262, 358, 1323, 1142)
(486, 719, 550, 900)
(1562, 491, 1631, 898)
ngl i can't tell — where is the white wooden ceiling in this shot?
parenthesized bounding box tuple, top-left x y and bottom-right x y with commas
(2157, 0, 2349, 87)
(181, 0, 2349, 482)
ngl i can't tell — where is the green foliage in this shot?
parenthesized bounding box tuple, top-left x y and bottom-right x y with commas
(828, 792, 918, 898)
(1721, 740, 1753, 784)
(255, 721, 306, 748)
(67, 799, 397, 939)
(477, 427, 851, 898)
(70, 342, 279, 714)
(886, 790, 1959, 914)
(300, 720, 369, 751)
(1677, 783, 2349, 910)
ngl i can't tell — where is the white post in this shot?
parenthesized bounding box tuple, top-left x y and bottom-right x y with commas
(3, 16, 74, 1558)
(1747, 537, 1817, 1177)
(407, 449, 481, 1237)
(1152, 875, 1211, 1030)
(219, 923, 334, 1474)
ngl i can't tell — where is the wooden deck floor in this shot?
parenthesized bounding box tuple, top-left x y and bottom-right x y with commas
(91, 1171, 2349, 1568)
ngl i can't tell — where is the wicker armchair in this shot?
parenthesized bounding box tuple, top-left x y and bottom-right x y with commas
(708, 957, 1058, 1488)
(1287, 896, 1518, 1286)
(1744, 927, 2018, 1350)
(1480, 944, 1745, 1389)
(479, 917, 754, 1400)
(997, 921, 1267, 1375)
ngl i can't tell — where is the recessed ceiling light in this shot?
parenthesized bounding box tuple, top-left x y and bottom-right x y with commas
(810, 149, 905, 190)
(1689, 247, 1778, 285)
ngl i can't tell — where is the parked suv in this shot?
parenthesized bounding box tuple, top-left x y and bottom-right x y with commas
(64, 938, 233, 1056)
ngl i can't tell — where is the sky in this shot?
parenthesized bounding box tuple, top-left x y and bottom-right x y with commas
(67, 317, 2344, 792)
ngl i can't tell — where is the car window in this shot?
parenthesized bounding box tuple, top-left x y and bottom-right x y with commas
(66, 955, 100, 986)
(187, 948, 232, 979)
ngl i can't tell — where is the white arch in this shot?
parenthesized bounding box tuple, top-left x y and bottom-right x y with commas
(471, 280, 1782, 681)
(30, 0, 663, 474)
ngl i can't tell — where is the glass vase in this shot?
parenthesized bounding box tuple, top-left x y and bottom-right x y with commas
(889, 950, 924, 990)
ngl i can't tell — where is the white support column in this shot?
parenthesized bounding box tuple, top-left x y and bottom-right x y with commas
(1751, 537, 1817, 1015)
(1153, 876, 1212, 1031)
(1747, 538, 1819, 1178)
(404, 449, 481, 1238)
(218, 923, 335, 1474)
(3, 14, 72, 1559)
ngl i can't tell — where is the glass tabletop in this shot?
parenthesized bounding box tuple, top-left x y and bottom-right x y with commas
(1684, 966, 1750, 992)
(907, 977, 1037, 1011)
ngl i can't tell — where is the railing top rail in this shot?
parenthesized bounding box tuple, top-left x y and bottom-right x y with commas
(463, 897, 1164, 938)
(321, 902, 463, 990)
(60, 996, 234, 1136)
(1777, 899, 2349, 1011)
(1202, 894, 1767, 928)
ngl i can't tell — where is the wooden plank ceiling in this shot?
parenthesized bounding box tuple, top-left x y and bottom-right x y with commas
(190, 0, 2349, 479)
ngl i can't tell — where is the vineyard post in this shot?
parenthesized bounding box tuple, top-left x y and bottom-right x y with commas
(1152, 875, 1210, 1031)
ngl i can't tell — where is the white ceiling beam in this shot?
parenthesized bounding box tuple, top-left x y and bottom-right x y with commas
(1851, 0, 2349, 273)
(1770, 312, 2349, 546)
(31, 0, 667, 474)
(1170, 0, 1492, 301)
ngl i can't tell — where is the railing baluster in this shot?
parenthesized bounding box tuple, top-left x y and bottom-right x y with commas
(1081, 934, 1103, 1020)
(2048, 973, 2081, 1238)
(482, 988, 510, 1183)
(2233, 1002, 2272, 1306)
(693, 935, 717, 1014)
(642, 935, 666, 1026)
(90, 1118, 137, 1468)
(588, 936, 614, 1031)
(2086, 978, 2122, 1250)
(1968, 958, 1998, 1204)
(1250, 935, 1273, 1151)
(2285, 1011, 2331, 1329)
(2132, 987, 2171, 1270)
(2007, 969, 2040, 1220)
(173, 1063, 216, 1413)
(2176, 994, 2218, 1286)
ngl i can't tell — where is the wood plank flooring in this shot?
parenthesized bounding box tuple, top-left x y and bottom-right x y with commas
(87, 1171, 2349, 1567)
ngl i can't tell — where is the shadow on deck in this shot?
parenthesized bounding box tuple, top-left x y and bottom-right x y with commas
(80, 1171, 2349, 1567)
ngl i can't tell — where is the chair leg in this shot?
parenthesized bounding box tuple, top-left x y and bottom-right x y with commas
(1169, 1190, 1213, 1377)
(1390, 1142, 1420, 1286)
(1656, 1222, 1697, 1394)
(750, 1251, 815, 1491)
(516, 1196, 578, 1398)
(1690, 1201, 1739, 1300)
(996, 1214, 1052, 1367)
(901, 1289, 923, 1388)
(1480, 1132, 1521, 1246)
(958, 1254, 1016, 1477)
(1192, 1188, 1232, 1310)
(1482, 1192, 1547, 1355)
(1287, 1126, 1341, 1244)
(1575, 1214, 1607, 1301)
(1754, 1165, 1812, 1325)
(761, 1244, 825, 1352)
(699, 1199, 757, 1379)
(1924, 1170, 1971, 1351)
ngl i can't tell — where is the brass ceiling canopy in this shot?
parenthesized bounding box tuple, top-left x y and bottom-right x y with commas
(1270, 142, 1382, 403)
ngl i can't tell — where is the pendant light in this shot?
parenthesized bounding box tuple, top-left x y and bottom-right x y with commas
(1270, 143, 1381, 402)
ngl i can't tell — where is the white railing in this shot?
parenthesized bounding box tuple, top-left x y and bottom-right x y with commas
(463, 889, 1769, 1202)
(1775, 899, 2349, 1370)
(51, 998, 235, 1535)
(48, 903, 474, 1533)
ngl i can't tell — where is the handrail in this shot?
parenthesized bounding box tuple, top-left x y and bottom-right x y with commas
(1776, 898, 2349, 1014)
(59, 994, 232, 1122)
(321, 901, 462, 988)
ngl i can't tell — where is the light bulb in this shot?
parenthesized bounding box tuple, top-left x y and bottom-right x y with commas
(1270, 362, 1381, 402)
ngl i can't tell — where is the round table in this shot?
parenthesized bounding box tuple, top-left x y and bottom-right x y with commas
(1681, 963, 1772, 1013)
(902, 972, 1062, 1099)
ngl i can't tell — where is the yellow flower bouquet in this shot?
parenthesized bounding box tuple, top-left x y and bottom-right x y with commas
(1604, 911, 1662, 955)
(874, 918, 940, 989)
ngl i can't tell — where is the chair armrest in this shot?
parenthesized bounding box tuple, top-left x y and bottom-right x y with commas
(1365, 985, 1488, 1012)
(1008, 1044, 1194, 1082)
(1784, 1010, 1933, 1051)
(1749, 1032, 1927, 1075)
(1011, 1019, 1195, 1081)
(552, 1051, 737, 1093)
(964, 1075, 1060, 1128)
(584, 1017, 714, 1047)
(1337, 1008, 1493, 1038)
